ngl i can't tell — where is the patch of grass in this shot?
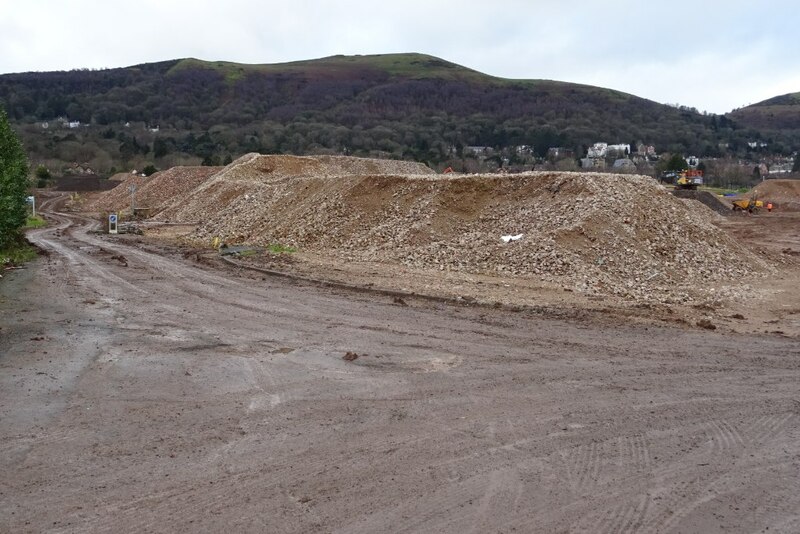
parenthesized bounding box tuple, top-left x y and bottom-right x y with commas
(267, 244, 296, 254)
(25, 215, 46, 228)
(0, 242, 38, 266)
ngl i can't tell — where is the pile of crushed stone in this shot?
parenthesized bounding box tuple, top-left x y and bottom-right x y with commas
(89, 167, 222, 215)
(156, 154, 435, 222)
(160, 160, 771, 304)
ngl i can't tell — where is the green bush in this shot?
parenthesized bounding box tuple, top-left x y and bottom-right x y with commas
(0, 107, 29, 248)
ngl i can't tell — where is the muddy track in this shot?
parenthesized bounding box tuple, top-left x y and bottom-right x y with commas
(1, 203, 799, 533)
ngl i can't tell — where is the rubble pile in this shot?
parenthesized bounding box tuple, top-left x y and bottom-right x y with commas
(748, 179, 800, 211)
(89, 167, 222, 214)
(87, 174, 150, 212)
(157, 154, 434, 222)
(175, 163, 771, 303)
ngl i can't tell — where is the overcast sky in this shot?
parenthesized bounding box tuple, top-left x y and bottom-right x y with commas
(2, 0, 798, 114)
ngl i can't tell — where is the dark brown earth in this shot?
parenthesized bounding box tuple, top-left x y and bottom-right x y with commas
(1, 196, 799, 533)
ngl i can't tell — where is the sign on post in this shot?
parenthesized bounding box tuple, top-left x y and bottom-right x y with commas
(26, 196, 35, 216)
(108, 213, 118, 234)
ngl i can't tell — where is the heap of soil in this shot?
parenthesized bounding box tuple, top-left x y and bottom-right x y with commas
(170, 162, 771, 303)
(672, 189, 732, 216)
(748, 179, 800, 211)
(157, 154, 435, 223)
(88, 167, 222, 215)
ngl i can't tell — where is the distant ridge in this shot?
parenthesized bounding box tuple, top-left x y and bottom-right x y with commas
(727, 92, 800, 131)
(0, 53, 797, 173)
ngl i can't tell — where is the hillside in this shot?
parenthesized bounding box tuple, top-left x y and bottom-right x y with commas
(0, 53, 796, 175)
(727, 92, 800, 131)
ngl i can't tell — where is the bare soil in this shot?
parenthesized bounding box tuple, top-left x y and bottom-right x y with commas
(1, 195, 799, 533)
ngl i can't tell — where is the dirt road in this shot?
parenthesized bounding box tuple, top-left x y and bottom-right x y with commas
(2, 201, 799, 533)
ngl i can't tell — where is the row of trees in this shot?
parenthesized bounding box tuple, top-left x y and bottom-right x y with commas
(13, 114, 796, 181)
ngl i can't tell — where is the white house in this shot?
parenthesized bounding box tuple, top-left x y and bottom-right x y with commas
(607, 144, 631, 155)
(587, 142, 608, 158)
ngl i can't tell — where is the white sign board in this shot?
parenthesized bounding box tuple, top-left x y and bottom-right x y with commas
(108, 213, 118, 234)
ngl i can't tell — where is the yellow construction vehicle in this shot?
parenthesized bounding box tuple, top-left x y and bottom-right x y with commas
(732, 198, 763, 213)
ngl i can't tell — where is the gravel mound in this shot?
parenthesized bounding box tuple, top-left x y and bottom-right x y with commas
(174, 164, 771, 303)
(89, 167, 222, 214)
(157, 154, 434, 222)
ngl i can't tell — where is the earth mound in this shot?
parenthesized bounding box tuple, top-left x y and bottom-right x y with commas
(749, 179, 800, 211)
(157, 154, 435, 223)
(89, 166, 223, 215)
(174, 165, 770, 303)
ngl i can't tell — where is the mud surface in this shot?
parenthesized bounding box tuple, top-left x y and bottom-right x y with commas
(2, 198, 800, 533)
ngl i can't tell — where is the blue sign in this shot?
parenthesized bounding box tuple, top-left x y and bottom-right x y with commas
(109, 214, 117, 223)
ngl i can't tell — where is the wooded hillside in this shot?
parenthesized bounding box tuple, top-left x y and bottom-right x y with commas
(1, 53, 797, 175)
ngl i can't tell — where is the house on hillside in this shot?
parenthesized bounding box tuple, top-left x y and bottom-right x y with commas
(587, 142, 608, 158)
(636, 143, 656, 157)
(68, 120, 81, 129)
(515, 145, 534, 157)
(607, 144, 631, 157)
(768, 163, 793, 175)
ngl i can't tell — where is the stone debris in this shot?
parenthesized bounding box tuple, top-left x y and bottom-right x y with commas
(89, 166, 222, 215)
(91, 154, 775, 305)
(156, 154, 435, 223)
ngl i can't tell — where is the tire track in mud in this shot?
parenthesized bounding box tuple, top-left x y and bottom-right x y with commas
(590, 494, 651, 534)
(705, 419, 746, 453)
(341, 467, 530, 534)
(560, 440, 603, 491)
(639, 410, 799, 533)
(617, 433, 652, 473)
(7, 203, 800, 533)
(29, 211, 146, 298)
(703, 412, 797, 454)
(749, 412, 796, 443)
